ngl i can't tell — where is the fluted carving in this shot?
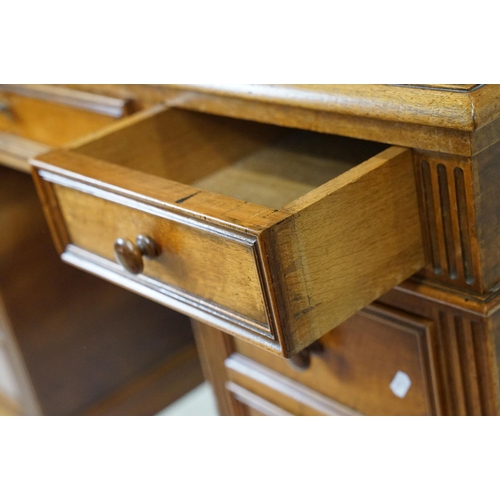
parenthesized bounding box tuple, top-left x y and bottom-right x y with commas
(417, 155, 481, 291)
(430, 312, 495, 415)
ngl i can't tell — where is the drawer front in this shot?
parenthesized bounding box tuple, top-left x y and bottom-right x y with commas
(230, 304, 439, 416)
(226, 357, 361, 416)
(54, 182, 271, 338)
(0, 85, 132, 147)
(32, 106, 424, 357)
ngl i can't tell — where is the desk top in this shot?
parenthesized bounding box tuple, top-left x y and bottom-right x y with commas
(162, 84, 500, 156)
(167, 84, 495, 131)
(61, 84, 500, 155)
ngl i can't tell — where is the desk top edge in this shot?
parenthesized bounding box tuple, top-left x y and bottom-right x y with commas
(162, 84, 499, 133)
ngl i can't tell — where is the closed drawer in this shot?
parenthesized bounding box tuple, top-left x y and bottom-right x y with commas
(0, 85, 132, 172)
(226, 357, 361, 416)
(32, 105, 424, 357)
(229, 304, 439, 415)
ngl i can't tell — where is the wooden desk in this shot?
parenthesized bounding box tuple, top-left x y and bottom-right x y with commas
(9, 84, 500, 416)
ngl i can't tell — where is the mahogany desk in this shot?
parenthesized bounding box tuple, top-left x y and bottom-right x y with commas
(7, 84, 500, 416)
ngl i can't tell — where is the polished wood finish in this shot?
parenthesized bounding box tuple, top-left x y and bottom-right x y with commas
(0, 85, 132, 147)
(49, 177, 271, 331)
(379, 283, 499, 416)
(68, 84, 500, 155)
(409, 144, 500, 298)
(22, 83, 500, 415)
(229, 304, 438, 416)
(415, 151, 479, 291)
(226, 356, 361, 416)
(62, 85, 500, 295)
(0, 85, 133, 118)
(264, 146, 423, 354)
(32, 106, 424, 356)
(203, 282, 500, 416)
(57, 85, 500, 294)
(168, 84, 491, 131)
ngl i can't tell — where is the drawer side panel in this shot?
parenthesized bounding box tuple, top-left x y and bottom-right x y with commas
(265, 147, 425, 354)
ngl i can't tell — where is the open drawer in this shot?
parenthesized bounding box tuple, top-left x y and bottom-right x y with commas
(31, 105, 424, 357)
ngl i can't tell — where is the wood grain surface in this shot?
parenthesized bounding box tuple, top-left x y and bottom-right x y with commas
(264, 146, 425, 353)
(20, 84, 500, 415)
(230, 304, 437, 416)
(63, 84, 500, 155)
(32, 106, 425, 356)
(53, 182, 270, 326)
(0, 85, 134, 175)
(0, 93, 118, 148)
(167, 84, 485, 131)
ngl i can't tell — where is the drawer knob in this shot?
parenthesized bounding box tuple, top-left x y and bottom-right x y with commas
(288, 340, 324, 371)
(114, 235, 160, 275)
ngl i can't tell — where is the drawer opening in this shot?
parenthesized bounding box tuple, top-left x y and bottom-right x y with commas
(32, 104, 424, 357)
(73, 107, 387, 211)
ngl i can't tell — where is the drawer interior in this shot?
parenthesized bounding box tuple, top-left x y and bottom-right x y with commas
(72, 107, 387, 210)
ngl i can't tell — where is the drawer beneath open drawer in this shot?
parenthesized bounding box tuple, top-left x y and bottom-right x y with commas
(31, 105, 424, 357)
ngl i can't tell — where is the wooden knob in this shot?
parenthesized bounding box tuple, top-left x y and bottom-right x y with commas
(114, 235, 160, 275)
(287, 340, 324, 372)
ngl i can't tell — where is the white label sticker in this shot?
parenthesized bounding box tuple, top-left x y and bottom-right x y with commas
(390, 371, 412, 399)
